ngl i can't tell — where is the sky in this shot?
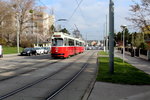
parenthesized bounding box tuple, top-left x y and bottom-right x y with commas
(36, 0, 141, 40)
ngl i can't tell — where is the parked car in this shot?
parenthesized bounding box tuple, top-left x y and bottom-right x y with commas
(42, 47, 50, 54)
(0, 45, 3, 58)
(34, 47, 44, 55)
(87, 46, 92, 50)
(20, 48, 37, 56)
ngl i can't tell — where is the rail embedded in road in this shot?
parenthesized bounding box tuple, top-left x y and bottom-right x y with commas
(0, 51, 92, 100)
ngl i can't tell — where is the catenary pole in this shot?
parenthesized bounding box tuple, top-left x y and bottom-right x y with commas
(109, 0, 114, 74)
(17, 14, 20, 54)
(106, 15, 108, 53)
(103, 23, 106, 52)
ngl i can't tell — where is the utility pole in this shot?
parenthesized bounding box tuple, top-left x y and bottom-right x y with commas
(109, 0, 114, 74)
(103, 23, 106, 52)
(106, 15, 108, 53)
(16, 14, 20, 54)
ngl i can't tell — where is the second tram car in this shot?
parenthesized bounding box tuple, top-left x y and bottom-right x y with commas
(51, 32, 85, 58)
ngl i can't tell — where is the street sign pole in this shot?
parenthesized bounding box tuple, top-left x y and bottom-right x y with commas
(109, 0, 114, 74)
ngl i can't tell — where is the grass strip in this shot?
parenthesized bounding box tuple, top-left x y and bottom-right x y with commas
(98, 51, 108, 55)
(3, 46, 23, 54)
(96, 57, 150, 85)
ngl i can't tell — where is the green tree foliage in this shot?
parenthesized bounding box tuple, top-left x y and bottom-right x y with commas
(139, 42, 148, 49)
(132, 32, 145, 48)
(115, 28, 131, 46)
(59, 28, 70, 35)
(127, 0, 150, 31)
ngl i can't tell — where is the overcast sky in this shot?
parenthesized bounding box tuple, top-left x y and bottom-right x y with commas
(37, 0, 141, 40)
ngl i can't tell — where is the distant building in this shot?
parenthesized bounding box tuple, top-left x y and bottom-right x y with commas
(33, 12, 54, 35)
(86, 40, 102, 46)
(26, 11, 55, 43)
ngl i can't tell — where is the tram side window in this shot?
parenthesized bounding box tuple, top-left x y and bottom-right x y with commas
(52, 38, 63, 46)
(82, 43, 84, 46)
(68, 39, 74, 46)
(64, 38, 68, 46)
(76, 41, 80, 46)
(79, 42, 82, 46)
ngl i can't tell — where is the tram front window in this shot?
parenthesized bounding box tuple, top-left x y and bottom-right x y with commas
(52, 38, 63, 46)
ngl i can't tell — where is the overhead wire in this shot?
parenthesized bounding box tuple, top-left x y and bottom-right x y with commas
(74, 0, 102, 40)
(75, 0, 85, 20)
(68, 0, 84, 21)
(37, 0, 55, 15)
(74, 0, 90, 39)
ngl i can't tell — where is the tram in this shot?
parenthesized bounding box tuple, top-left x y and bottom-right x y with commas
(51, 32, 85, 58)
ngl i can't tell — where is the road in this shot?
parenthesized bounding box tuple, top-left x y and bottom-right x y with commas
(0, 50, 98, 100)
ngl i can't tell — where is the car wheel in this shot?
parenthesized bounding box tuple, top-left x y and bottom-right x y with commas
(30, 53, 33, 56)
(28, 53, 32, 56)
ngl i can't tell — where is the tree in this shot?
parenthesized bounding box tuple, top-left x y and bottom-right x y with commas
(115, 28, 131, 47)
(49, 25, 55, 37)
(10, 0, 36, 46)
(59, 28, 70, 35)
(127, 0, 150, 39)
(132, 32, 144, 48)
(0, 1, 16, 46)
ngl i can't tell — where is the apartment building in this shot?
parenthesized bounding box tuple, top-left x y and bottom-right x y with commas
(33, 12, 54, 35)
(24, 11, 55, 42)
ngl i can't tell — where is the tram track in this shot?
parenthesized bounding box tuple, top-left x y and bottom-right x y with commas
(0, 55, 56, 74)
(0, 60, 60, 81)
(0, 51, 90, 82)
(0, 51, 90, 100)
(46, 51, 95, 100)
(0, 52, 88, 82)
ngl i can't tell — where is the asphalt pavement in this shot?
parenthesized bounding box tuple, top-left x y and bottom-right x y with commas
(2, 52, 150, 100)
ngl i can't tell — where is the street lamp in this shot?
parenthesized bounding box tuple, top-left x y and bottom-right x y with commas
(120, 25, 127, 63)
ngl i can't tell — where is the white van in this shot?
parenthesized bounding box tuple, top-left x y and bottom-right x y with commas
(0, 45, 3, 58)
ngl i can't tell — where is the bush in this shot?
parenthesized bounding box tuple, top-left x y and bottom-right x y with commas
(139, 42, 148, 49)
(0, 38, 7, 45)
(20, 40, 33, 48)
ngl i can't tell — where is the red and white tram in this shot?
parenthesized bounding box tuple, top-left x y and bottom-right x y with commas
(51, 32, 85, 58)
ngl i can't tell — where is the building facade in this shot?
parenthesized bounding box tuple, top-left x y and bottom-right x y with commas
(25, 11, 55, 42)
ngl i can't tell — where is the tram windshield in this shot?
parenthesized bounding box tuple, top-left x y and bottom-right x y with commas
(52, 38, 63, 46)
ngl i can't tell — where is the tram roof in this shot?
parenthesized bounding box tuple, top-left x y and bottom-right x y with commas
(52, 32, 85, 43)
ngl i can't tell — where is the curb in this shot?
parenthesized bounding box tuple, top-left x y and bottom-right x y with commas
(3, 54, 19, 57)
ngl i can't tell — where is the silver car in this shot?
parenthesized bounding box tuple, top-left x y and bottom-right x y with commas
(34, 47, 44, 55)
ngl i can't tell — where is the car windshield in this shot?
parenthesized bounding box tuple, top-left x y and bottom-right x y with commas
(23, 48, 31, 51)
(52, 38, 63, 46)
(34, 48, 41, 50)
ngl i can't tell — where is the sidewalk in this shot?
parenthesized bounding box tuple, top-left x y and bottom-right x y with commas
(115, 51, 150, 75)
(3, 53, 19, 57)
(88, 51, 150, 100)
